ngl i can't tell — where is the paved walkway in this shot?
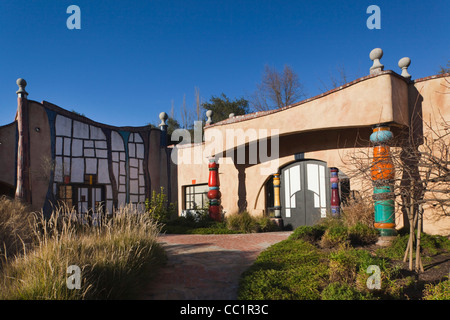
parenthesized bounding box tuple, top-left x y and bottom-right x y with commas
(140, 232, 291, 300)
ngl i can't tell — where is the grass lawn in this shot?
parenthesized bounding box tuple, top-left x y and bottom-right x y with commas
(238, 220, 450, 300)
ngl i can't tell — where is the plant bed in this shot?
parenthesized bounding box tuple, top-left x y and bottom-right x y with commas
(162, 210, 282, 235)
(238, 220, 450, 300)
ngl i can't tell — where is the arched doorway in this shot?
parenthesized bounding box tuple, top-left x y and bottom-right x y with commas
(280, 160, 330, 228)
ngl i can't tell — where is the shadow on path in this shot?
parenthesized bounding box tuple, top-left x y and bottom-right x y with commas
(140, 232, 291, 300)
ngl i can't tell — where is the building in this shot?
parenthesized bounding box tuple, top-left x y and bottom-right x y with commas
(0, 79, 176, 218)
(175, 49, 450, 236)
(1, 48, 449, 236)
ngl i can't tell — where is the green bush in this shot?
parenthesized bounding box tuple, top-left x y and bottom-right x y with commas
(321, 282, 371, 300)
(239, 267, 325, 300)
(320, 225, 349, 248)
(423, 280, 450, 300)
(254, 216, 280, 232)
(238, 239, 328, 300)
(226, 211, 257, 233)
(421, 233, 450, 256)
(289, 225, 326, 243)
(226, 211, 279, 233)
(145, 187, 175, 223)
(377, 233, 450, 260)
(348, 222, 379, 246)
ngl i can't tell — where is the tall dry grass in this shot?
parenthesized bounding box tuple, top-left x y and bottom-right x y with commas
(0, 201, 165, 299)
(0, 196, 35, 266)
(340, 198, 375, 228)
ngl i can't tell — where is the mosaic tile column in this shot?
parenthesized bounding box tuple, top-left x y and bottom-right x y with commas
(330, 167, 340, 217)
(370, 124, 396, 236)
(207, 159, 222, 221)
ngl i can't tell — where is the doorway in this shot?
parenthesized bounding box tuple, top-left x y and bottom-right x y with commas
(280, 160, 330, 228)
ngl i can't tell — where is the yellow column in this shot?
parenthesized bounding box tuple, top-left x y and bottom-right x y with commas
(273, 173, 281, 217)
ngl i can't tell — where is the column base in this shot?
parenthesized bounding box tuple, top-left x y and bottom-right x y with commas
(376, 235, 397, 246)
(270, 217, 284, 229)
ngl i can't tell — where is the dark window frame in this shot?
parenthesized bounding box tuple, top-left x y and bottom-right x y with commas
(183, 183, 209, 210)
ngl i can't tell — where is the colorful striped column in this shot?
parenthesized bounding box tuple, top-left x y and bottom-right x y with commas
(273, 173, 281, 218)
(370, 124, 396, 236)
(330, 167, 340, 217)
(207, 159, 222, 221)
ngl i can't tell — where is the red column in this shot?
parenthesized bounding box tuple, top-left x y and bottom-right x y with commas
(207, 159, 222, 221)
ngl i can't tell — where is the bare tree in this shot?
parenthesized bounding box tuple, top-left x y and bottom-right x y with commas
(343, 122, 449, 272)
(341, 79, 450, 272)
(251, 64, 306, 111)
(318, 65, 349, 93)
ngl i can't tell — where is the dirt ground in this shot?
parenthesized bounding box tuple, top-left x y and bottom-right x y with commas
(399, 253, 450, 299)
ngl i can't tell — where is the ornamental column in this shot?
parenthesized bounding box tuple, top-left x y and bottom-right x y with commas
(15, 78, 32, 203)
(273, 173, 281, 218)
(330, 167, 341, 217)
(370, 124, 396, 237)
(207, 158, 222, 221)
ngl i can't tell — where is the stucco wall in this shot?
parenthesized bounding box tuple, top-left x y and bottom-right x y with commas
(410, 74, 450, 235)
(175, 73, 450, 236)
(28, 101, 52, 210)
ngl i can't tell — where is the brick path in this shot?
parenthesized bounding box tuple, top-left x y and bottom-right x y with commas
(140, 232, 291, 300)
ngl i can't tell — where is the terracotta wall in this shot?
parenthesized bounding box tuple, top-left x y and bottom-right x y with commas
(28, 101, 52, 211)
(0, 122, 17, 189)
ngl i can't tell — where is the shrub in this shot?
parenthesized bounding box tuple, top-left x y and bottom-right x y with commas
(377, 233, 450, 260)
(239, 239, 328, 300)
(348, 222, 379, 246)
(328, 249, 358, 283)
(145, 187, 175, 223)
(320, 225, 349, 248)
(423, 280, 450, 300)
(329, 248, 390, 286)
(226, 211, 279, 233)
(420, 234, 450, 256)
(321, 282, 371, 300)
(254, 216, 280, 232)
(289, 225, 326, 243)
(238, 268, 325, 300)
(226, 211, 257, 233)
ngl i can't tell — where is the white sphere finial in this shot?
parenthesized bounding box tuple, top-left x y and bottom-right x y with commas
(159, 112, 168, 127)
(16, 78, 28, 97)
(369, 48, 384, 75)
(398, 57, 411, 80)
(206, 110, 213, 125)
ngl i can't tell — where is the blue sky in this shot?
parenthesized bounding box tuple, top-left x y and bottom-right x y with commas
(0, 0, 448, 127)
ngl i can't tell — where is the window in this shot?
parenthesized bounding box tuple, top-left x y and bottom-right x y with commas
(57, 184, 105, 214)
(184, 184, 209, 210)
(58, 185, 73, 208)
